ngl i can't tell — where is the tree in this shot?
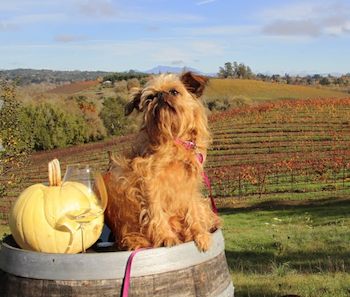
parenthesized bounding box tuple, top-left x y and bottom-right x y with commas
(67, 95, 107, 141)
(100, 96, 129, 136)
(218, 61, 254, 79)
(0, 81, 30, 198)
(319, 77, 330, 86)
(22, 103, 89, 150)
(218, 62, 234, 78)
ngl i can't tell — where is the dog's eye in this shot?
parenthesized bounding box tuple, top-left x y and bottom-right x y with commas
(169, 89, 179, 96)
(146, 94, 154, 100)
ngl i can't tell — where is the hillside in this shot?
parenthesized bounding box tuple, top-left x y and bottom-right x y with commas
(19, 77, 349, 112)
(51, 77, 349, 101)
(1, 97, 350, 224)
(203, 78, 348, 104)
(0, 69, 111, 86)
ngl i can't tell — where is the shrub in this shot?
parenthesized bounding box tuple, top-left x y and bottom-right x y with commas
(114, 80, 128, 93)
(205, 96, 251, 111)
(100, 96, 130, 136)
(127, 78, 140, 90)
(66, 95, 107, 141)
(22, 103, 89, 150)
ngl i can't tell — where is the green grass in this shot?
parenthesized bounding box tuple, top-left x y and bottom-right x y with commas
(0, 225, 9, 244)
(233, 273, 350, 297)
(220, 196, 350, 297)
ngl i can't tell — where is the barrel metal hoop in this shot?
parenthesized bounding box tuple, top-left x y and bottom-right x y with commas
(0, 229, 225, 281)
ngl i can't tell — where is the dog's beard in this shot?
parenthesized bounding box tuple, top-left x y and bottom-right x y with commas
(144, 97, 182, 144)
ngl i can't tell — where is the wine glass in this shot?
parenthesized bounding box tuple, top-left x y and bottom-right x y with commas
(62, 164, 107, 253)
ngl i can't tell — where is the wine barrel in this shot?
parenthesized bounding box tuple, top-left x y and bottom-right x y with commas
(0, 229, 234, 297)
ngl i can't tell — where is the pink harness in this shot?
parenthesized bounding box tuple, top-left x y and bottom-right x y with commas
(174, 138, 218, 214)
(121, 139, 217, 297)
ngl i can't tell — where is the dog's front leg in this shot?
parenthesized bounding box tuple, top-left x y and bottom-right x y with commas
(146, 193, 181, 248)
(185, 198, 214, 252)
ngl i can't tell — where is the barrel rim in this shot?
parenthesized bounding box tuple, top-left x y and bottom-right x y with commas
(0, 229, 225, 280)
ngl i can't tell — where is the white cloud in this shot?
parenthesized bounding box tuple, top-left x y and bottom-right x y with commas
(184, 25, 257, 36)
(196, 0, 217, 6)
(262, 20, 321, 37)
(171, 60, 185, 65)
(75, 0, 117, 17)
(54, 34, 88, 43)
(260, 1, 350, 38)
(260, 2, 318, 20)
(0, 22, 18, 32)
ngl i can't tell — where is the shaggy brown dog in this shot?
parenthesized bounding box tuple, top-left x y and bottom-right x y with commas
(103, 72, 219, 251)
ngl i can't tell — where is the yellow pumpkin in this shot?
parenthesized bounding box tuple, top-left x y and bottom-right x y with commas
(9, 159, 107, 254)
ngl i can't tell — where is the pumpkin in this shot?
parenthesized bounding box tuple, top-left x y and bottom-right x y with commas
(9, 159, 107, 254)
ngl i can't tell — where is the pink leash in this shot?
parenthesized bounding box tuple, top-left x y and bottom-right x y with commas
(201, 170, 218, 214)
(122, 248, 146, 297)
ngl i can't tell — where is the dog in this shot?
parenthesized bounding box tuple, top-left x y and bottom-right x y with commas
(103, 72, 219, 251)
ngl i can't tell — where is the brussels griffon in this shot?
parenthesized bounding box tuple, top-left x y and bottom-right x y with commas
(104, 72, 219, 251)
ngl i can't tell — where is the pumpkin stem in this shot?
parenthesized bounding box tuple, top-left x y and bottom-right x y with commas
(48, 159, 62, 186)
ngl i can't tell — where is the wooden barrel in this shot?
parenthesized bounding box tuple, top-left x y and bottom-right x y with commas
(0, 229, 234, 297)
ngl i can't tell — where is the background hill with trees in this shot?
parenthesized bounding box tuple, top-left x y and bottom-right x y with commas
(0, 64, 349, 154)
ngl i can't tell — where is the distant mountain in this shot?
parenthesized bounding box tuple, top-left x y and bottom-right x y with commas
(0, 69, 111, 85)
(144, 65, 218, 77)
(145, 65, 200, 74)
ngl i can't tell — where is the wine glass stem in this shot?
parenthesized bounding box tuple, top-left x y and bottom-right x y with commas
(80, 223, 86, 253)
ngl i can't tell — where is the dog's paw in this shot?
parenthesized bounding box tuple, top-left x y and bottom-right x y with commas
(195, 232, 212, 252)
(162, 235, 181, 247)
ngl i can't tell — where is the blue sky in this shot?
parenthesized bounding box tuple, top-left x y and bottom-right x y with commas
(0, 0, 349, 74)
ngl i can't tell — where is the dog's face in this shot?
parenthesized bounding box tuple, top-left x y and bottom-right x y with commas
(125, 72, 209, 146)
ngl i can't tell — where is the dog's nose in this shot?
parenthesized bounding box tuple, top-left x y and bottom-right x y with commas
(157, 92, 164, 101)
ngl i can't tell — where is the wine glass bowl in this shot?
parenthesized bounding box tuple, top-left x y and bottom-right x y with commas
(63, 165, 94, 192)
(60, 164, 107, 253)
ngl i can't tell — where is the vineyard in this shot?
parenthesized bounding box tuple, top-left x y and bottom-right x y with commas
(1, 98, 350, 225)
(207, 98, 350, 201)
(47, 80, 100, 94)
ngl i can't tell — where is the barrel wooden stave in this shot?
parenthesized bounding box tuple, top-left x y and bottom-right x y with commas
(0, 230, 234, 297)
(0, 253, 231, 297)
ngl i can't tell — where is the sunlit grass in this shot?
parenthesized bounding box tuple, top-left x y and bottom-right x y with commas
(220, 196, 350, 297)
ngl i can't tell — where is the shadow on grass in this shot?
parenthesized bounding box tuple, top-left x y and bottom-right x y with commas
(225, 249, 349, 274)
(219, 196, 350, 216)
(219, 197, 350, 228)
(232, 286, 301, 297)
(234, 286, 280, 297)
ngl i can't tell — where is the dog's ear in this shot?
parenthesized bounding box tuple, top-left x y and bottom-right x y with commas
(180, 72, 208, 97)
(125, 89, 142, 116)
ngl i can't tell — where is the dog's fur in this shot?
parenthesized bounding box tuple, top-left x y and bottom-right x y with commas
(103, 72, 219, 251)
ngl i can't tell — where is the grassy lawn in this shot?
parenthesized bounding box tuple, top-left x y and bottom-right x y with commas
(220, 196, 350, 297)
(0, 225, 9, 244)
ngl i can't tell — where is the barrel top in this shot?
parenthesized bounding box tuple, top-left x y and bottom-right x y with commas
(0, 229, 225, 280)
